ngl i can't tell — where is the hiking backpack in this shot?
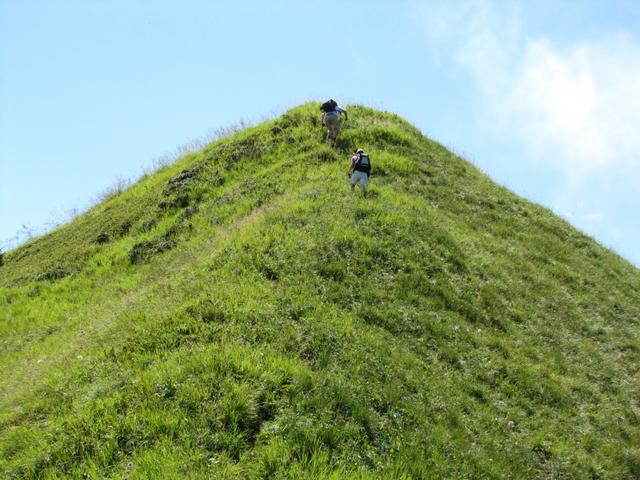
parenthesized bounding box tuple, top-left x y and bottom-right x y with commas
(354, 153, 371, 175)
(320, 99, 338, 113)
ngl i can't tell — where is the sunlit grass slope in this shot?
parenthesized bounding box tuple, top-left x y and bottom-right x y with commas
(1, 103, 639, 479)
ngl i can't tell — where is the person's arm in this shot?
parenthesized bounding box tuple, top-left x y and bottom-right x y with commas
(348, 155, 357, 174)
(339, 106, 348, 121)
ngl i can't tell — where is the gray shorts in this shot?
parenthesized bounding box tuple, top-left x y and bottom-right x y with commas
(323, 112, 339, 129)
(350, 170, 369, 187)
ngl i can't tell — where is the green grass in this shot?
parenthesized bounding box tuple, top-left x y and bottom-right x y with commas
(1, 103, 639, 479)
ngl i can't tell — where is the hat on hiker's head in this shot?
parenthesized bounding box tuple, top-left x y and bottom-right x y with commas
(356, 148, 364, 154)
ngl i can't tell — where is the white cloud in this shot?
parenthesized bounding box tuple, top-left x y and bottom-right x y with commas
(413, 1, 640, 179)
(504, 38, 640, 175)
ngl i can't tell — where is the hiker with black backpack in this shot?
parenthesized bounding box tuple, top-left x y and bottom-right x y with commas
(320, 99, 348, 142)
(348, 148, 371, 196)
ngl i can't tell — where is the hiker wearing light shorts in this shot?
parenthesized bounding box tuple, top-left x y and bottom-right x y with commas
(348, 148, 371, 196)
(320, 99, 348, 141)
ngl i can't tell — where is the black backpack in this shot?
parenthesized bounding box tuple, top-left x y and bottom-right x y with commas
(354, 153, 371, 175)
(320, 99, 337, 113)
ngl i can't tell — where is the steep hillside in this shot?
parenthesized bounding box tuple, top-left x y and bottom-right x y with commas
(1, 103, 639, 479)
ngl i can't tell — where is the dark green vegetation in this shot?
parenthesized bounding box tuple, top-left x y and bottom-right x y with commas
(1, 103, 639, 479)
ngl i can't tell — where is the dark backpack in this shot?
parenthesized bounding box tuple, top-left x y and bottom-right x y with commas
(354, 153, 371, 175)
(320, 99, 338, 113)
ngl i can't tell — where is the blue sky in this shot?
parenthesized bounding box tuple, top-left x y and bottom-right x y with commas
(1, 0, 639, 266)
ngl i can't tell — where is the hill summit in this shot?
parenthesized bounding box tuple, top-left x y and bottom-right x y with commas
(1, 103, 639, 479)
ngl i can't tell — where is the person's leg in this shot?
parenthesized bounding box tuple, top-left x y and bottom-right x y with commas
(351, 172, 361, 194)
(325, 113, 338, 140)
(360, 174, 369, 197)
(350, 172, 358, 192)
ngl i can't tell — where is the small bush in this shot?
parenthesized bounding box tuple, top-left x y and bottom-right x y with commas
(119, 220, 132, 236)
(35, 266, 73, 281)
(162, 167, 203, 196)
(180, 206, 199, 219)
(141, 219, 157, 232)
(94, 232, 110, 244)
(158, 194, 191, 210)
(129, 238, 177, 264)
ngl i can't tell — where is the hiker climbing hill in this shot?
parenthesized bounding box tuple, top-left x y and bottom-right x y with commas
(320, 99, 348, 142)
(348, 148, 371, 197)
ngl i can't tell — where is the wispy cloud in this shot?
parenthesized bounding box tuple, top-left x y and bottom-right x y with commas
(413, 0, 640, 179)
(504, 37, 640, 176)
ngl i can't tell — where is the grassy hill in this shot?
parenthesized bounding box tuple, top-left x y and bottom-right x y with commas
(1, 103, 639, 479)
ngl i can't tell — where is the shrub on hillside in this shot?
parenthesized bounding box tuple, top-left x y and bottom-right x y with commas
(35, 266, 73, 282)
(129, 238, 177, 264)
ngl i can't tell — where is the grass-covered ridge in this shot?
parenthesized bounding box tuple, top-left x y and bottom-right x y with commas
(1, 103, 639, 479)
